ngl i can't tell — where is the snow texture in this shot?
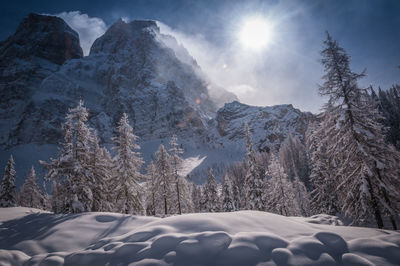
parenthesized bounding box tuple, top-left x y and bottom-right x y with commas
(0, 207, 399, 266)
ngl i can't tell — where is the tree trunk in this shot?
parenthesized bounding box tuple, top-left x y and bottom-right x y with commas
(375, 165, 397, 230)
(176, 180, 182, 215)
(366, 176, 384, 228)
(164, 197, 168, 215)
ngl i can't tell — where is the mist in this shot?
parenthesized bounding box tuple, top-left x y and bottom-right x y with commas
(156, 3, 326, 113)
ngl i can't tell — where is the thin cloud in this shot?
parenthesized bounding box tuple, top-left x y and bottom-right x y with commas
(55, 11, 107, 56)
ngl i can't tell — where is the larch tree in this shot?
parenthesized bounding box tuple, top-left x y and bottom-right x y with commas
(40, 100, 93, 213)
(243, 123, 264, 211)
(317, 32, 400, 228)
(112, 113, 144, 214)
(307, 118, 340, 215)
(0, 155, 17, 207)
(18, 166, 43, 209)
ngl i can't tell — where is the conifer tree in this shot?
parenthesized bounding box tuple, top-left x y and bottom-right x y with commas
(307, 119, 340, 215)
(265, 152, 298, 216)
(191, 184, 202, 213)
(89, 131, 113, 212)
(243, 124, 264, 210)
(202, 169, 220, 212)
(112, 113, 144, 214)
(317, 33, 400, 228)
(18, 166, 43, 209)
(279, 134, 310, 188)
(41, 101, 93, 213)
(0, 155, 17, 207)
(154, 144, 173, 215)
(221, 173, 235, 212)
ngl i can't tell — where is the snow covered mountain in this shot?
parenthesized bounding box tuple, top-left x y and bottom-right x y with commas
(0, 14, 314, 184)
(211, 101, 313, 152)
(0, 13, 83, 147)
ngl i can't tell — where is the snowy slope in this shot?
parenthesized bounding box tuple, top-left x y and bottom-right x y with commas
(0, 207, 399, 266)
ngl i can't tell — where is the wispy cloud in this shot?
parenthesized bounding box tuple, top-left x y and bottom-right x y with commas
(55, 11, 107, 56)
(158, 13, 324, 113)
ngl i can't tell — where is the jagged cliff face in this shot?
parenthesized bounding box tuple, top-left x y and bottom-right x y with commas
(2, 17, 219, 146)
(212, 101, 314, 152)
(0, 13, 83, 146)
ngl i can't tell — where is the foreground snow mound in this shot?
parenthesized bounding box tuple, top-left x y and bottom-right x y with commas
(0, 208, 399, 266)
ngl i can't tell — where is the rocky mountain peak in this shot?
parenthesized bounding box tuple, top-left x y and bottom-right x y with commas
(0, 13, 83, 65)
(90, 19, 159, 55)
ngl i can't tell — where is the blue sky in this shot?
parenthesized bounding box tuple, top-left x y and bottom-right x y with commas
(1, 0, 399, 112)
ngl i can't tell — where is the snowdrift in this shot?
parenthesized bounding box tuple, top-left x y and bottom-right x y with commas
(0, 208, 399, 266)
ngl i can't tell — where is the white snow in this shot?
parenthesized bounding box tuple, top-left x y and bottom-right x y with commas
(0, 207, 399, 265)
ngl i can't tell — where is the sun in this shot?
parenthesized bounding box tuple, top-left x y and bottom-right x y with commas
(239, 18, 273, 51)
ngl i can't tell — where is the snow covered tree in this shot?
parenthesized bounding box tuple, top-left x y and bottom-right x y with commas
(279, 134, 311, 216)
(279, 134, 311, 189)
(40, 181, 51, 211)
(317, 33, 400, 228)
(201, 169, 220, 212)
(191, 183, 202, 213)
(18, 166, 43, 209)
(228, 162, 247, 210)
(89, 131, 113, 212)
(373, 86, 400, 149)
(154, 144, 173, 215)
(243, 124, 264, 210)
(40, 101, 93, 213)
(112, 113, 144, 214)
(307, 119, 340, 215)
(265, 152, 299, 216)
(0, 155, 17, 207)
(221, 173, 235, 212)
(169, 134, 192, 214)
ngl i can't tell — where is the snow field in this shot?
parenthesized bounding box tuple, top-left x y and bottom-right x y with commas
(1, 208, 399, 265)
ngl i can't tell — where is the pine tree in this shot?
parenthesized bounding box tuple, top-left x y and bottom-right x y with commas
(221, 173, 235, 212)
(202, 169, 220, 212)
(317, 33, 400, 228)
(18, 166, 43, 209)
(265, 152, 299, 216)
(0, 155, 17, 207)
(112, 113, 144, 214)
(154, 144, 173, 215)
(243, 124, 264, 210)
